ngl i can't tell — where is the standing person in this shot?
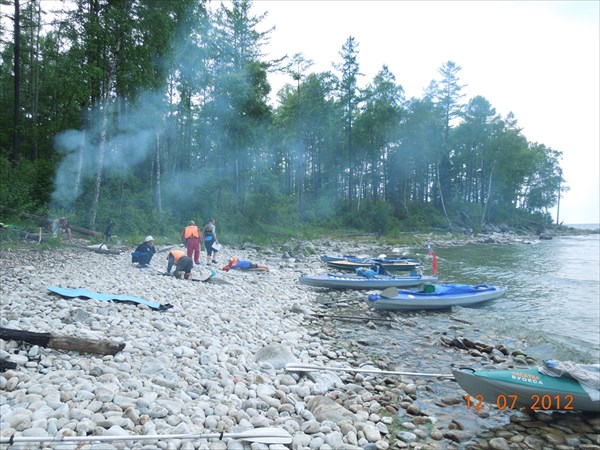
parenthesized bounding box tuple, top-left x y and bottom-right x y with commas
(181, 220, 203, 265)
(103, 219, 115, 243)
(132, 236, 156, 267)
(203, 218, 219, 264)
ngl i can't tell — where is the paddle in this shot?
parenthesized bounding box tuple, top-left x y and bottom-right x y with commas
(310, 313, 393, 323)
(285, 362, 454, 378)
(0, 427, 292, 445)
(156, 269, 216, 282)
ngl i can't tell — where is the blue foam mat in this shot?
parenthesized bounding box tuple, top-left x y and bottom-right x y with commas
(47, 286, 172, 311)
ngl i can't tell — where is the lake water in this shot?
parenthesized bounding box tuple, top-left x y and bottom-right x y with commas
(317, 230, 599, 441)
(430, 232, 600, 363)
(333, 230, 600, 364)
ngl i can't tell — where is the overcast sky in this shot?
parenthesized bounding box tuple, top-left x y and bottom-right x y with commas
(252, 0, 599, 225)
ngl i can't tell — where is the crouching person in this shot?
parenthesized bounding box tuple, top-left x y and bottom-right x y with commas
(132, 236, 156, 267)
(167, 249, 194, 279)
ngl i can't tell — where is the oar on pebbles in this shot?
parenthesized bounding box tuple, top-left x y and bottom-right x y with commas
(310, 313, 393, 323)
(0, 428, 293, 445)
(285, 362, 455, 378)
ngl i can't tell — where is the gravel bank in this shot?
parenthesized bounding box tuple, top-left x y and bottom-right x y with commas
(1, 238, 598, 449)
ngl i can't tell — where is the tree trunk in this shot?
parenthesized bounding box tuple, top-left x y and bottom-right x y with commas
(436, 164, 453, 231)
(480, 163, 495, 226)
(89, 103, 108, 230)
(73, 130, 85, 204)
(0, 206, 103, 237)
(12, 0, 21, 167)
(29, 0, 41, 161)
(0, 327, 125, 355)
(82, 243, 122, 255)
(155, 133, 162, 214)
(555, 181, 561, 225)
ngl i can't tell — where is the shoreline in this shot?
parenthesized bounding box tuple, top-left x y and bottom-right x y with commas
(1, 237, 599, 449)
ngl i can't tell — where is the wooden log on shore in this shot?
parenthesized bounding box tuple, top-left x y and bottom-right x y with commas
(0, 359, 17, 371)
(0, 327, 125, 355)
(81, 243, 123, 255)
(310, 313, 393, 323)
(0, 206, 103, 237)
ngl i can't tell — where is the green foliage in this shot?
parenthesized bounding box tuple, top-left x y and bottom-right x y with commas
(0, 1, 566, 241)
(0, 156, 55, 213)
(402, 204, 447, 230)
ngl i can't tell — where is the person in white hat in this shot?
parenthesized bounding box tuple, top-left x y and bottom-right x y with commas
(131, 235, 156, 267)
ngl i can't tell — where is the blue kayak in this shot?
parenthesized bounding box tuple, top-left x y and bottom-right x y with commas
(299, 273, 438, 289)
(366, 284, 506, 311)
(323, 257, 421, 272)
(320, 254, 421, 264)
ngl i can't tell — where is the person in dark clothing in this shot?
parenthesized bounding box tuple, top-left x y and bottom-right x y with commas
(372, 263, 391, 276)
(356, 263, 391, 279)
(104, 219, 114, 243)
(203, 218, 219, 264)
(132, 236, 156, 267)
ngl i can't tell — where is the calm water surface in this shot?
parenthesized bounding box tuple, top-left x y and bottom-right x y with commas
(334, 232, 600, 364)
(435, 233, 600, 362)
(322, 232, 599, 441)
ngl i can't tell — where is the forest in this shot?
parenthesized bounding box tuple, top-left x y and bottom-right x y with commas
(0, 0, 567, 242)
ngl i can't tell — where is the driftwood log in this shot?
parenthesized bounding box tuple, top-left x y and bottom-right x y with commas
(0, 359, 17, 371)
(0, 327, 125, 355)
(310, 313, 393, 323)
(81, 243, 123, 255)
(0, 206, 103, 237)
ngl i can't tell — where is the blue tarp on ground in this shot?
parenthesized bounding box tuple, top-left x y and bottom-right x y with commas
(47, 286, 173, 311)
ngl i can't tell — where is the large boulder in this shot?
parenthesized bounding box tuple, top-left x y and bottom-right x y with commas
(254, 343, 296, 369)
(306, 395, 359, 424)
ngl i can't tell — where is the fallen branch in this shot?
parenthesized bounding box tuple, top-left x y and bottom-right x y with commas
(0, 206, 103, 237)
(0, 327, 125, 355)
(310, 313, 393, 323)
(80, 243, 122, 255)
(0, 359, 17, 371)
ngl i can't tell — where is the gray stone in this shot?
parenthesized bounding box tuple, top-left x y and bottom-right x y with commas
(362, 424, 381, 442)
(306, 396, 357, 423)
(489, 437, 510, 450)
(396, 431, 417, 442)
(254, 344, 296, 369)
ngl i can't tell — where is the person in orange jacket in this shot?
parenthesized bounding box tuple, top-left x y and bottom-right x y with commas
(222, 256, 269, 271)
(181, 220, 203, 265)
(167, 248, 194, 280)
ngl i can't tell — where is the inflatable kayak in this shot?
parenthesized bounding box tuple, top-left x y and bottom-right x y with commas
(453, 365, 600, 413)
(366, 284, 506, 311)
(299, 273, 438, 289)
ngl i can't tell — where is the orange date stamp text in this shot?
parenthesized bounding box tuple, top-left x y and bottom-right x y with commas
(464, 393, 574, 410)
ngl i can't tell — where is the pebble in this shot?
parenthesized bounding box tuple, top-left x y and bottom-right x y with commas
(0, 239, 597, 449)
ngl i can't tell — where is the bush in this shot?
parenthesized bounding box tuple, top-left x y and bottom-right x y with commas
(0, 156, 55, 213)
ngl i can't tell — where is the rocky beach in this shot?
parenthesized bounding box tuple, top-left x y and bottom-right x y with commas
(1, 234, 599, 450)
